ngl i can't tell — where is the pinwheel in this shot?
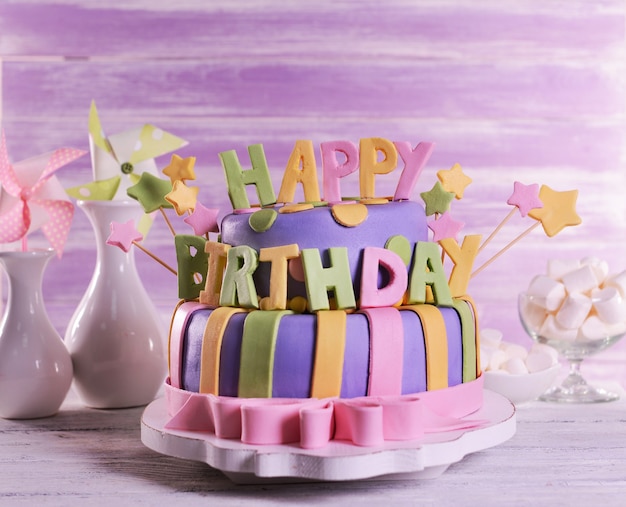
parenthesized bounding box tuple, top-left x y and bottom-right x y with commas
(66, 100, 188, 201)
(0, 132, 86, 256)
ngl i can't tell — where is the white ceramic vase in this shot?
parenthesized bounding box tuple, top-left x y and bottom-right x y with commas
(0, 250, 73, 419)
(65, 200, 166, 408)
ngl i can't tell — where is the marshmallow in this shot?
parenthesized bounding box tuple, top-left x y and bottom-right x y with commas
(592, 287, 626, 325)
(581, 257, 610, 286)
(501, 342, 528, 360)
(480, 348, 492, 371)
(547, 259, 581, 281)
(555, 293, 592, 329)
(488, 349, 509, 371)
(526, 275, 566, 311)
(482, 332, 557, 374)
(520, 298, 548, 332)
(480, 328, 503, 349)
(525, 350, 557, 373)
(503, 357, 529, 375)
(561, 265, 598, 295)
(578, 315, 609, 341)
(605, 270, 626, 299)
(539, 314, 578, 342)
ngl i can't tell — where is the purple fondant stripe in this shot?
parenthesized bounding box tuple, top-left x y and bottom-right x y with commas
(400, 310, 427, 395)
(441, 307, 463, 388)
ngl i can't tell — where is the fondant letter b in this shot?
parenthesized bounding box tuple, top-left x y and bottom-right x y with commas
(175, 235, 208, 300)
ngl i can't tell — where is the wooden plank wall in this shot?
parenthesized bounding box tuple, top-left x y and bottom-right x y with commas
(1, 1, 625, 379)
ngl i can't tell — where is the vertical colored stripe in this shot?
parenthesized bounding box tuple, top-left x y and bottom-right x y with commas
(360, 307, 404, 396)
(310, 310, 347, 398)
(452, 299, 477, 382)
(404, 305, 448, 390)
(238, 310, 293, 398)
(167, 299, 186, 373)
(168, 301, 206, 388)
(460, 296, 481, 377)
(399, 309, 427, 394)
(199, 307, 247, 394)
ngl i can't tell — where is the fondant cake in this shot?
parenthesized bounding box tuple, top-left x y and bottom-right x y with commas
(124, 136, 577, 450)
(163, 138, 489, 448)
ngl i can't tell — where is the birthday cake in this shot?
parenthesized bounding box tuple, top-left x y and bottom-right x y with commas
(116, 136, 579, 449)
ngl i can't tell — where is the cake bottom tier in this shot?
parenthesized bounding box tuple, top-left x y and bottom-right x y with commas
(168, 300, 480, 400)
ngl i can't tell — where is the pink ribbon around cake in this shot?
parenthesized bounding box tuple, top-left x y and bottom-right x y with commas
(163, 375, 486, 449)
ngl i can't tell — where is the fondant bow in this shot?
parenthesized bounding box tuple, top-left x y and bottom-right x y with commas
(0, 131, 86, 256)
(66, 100, 188, 201)
(163, 378, 487, 450)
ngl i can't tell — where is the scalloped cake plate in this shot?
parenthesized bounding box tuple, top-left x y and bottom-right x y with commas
(140, 389, 515, 484)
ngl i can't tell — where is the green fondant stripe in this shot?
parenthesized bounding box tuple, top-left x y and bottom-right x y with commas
(238, 310, 293, 398)
(452, 299, 477, 382)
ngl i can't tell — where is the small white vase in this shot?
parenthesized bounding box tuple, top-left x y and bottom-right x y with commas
(65, 200, 166, 408)
(0, 250, 73, 419)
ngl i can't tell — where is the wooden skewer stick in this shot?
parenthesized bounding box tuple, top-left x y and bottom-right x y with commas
(160, 208, 177, 237)
(471, 221, 540, 279)
(477, 208, 516, 254)
(132, 241, 177, 276)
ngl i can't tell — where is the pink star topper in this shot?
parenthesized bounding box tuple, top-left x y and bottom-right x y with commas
(184, 202, 220, 236)
(106, 220, 143, 253)
(507, 181, 543, 217)
(428, 211, 465, 242)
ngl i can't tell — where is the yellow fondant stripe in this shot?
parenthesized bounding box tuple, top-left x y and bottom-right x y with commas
(404, 305, 448, 390)
(460, 296, 481, 376)
(238, 310, 293, 398)
(452, 299, 477, 383)
(310, 310, 347, 398)
(199, 307, 247, 394)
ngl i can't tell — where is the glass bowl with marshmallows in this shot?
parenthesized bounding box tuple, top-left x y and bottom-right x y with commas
(518, 257, 626, 403)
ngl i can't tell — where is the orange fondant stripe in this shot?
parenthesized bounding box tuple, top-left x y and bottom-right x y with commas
(310, 310, 347, 398)
(199, 307, 247, 394)
(404, 305, 448, 390)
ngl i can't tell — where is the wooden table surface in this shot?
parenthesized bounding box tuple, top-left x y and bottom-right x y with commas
(2, 385, 626, 506)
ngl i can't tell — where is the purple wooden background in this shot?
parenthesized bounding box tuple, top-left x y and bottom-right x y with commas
(1, 1, 625, 382)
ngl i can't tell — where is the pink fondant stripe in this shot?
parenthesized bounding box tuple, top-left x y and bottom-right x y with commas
(163, 376, 485, 449)
(361, 307, 404, 396)
(168, 302, 208, 389)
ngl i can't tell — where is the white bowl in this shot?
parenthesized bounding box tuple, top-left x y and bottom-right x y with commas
(483, 364, 560, 405)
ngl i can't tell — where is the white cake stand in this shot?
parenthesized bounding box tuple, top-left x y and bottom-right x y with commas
(141, 389, 515, 484)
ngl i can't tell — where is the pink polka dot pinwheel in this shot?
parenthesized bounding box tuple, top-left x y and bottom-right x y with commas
(0, 131, 86, 256)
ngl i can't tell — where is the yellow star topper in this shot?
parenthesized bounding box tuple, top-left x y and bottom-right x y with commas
(528, 185, 582, 237)
(165, 180, 199, 215)
(162, 154, 196, 184)
(437, 163, 472, 200)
